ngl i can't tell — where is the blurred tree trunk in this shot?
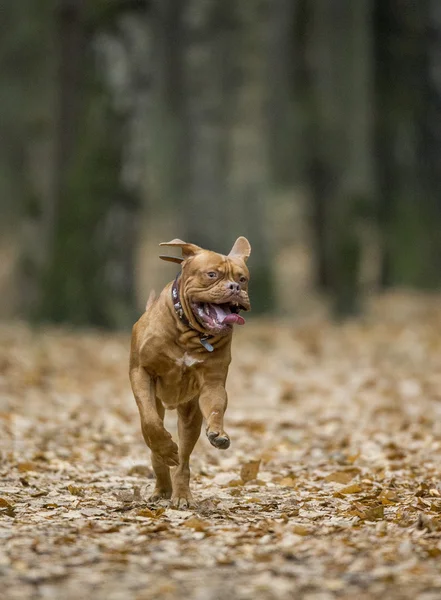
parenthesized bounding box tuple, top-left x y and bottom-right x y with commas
(0, 1, 57, 317)
(37, 0, 146, 328)
(149, 0, 189, 217)
(183, 0, 234, 252)
(228, 0, 274, 313)
(266, 0, 300, 188)
(375, 0, 434, 288)
(151, 0, 236, 252)
(54, 0, 85, 218)
(421, 0, 441, 286)
(149, 0, 275, 314)
(374, 0, 398, 289)
(307, 0, 373, 316)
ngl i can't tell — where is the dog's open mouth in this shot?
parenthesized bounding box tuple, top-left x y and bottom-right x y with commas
(191, 301, 246, 332)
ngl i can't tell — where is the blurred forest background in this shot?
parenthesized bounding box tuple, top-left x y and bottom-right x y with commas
(4, 5, 441, 597)
(1, 0, 440, 328)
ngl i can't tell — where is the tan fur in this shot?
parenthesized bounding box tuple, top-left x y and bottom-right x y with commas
(145, 290, 156, 311)
(129, 237, 251, 508)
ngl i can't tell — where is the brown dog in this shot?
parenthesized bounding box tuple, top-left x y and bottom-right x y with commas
(129, 237, 251, 507)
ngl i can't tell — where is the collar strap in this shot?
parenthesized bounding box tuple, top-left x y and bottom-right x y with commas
(171, 275, 214, 351)
(172, 275, 191, 328)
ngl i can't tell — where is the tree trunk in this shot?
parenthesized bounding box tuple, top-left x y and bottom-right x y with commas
(266, 0, 300, 188)
(148, 0, 189, 214)
(182, 0, 234, 252)
(420, 0, 441, 286)
(147, 0, 274, 312)
(0, 1, 57, 318)
(375, 0, 432, 288)
(228, 0, 274, 314)
(38, 0, 145, 328)
(307, 0, 373, 316)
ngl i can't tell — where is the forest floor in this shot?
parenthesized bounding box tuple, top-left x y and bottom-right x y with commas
(2, 293, 441, 600)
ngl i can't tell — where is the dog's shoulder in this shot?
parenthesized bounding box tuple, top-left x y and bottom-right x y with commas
(145, 290, 156, 311)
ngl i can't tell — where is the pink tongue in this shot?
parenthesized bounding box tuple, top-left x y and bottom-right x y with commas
(222, 313, 245, 325)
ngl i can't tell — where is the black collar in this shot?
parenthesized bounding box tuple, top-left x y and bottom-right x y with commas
(171, 275, 214, 352)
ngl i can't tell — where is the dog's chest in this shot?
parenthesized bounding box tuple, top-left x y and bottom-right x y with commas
(175, 352, 204, 368)
(156, 352, 205, 408)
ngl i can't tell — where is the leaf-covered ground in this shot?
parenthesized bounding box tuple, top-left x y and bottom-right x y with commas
(2, 293, 441, 600)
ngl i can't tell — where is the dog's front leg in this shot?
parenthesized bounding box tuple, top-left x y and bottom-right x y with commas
(199, 384, 230, 450)
(171, 399, 203, 508)
(129, 366, 179, 500)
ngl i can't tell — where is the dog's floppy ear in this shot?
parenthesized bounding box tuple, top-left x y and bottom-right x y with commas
(158, 255, 184, 264)
(159, 239, 202, 261)
(228, 236, 251, 262)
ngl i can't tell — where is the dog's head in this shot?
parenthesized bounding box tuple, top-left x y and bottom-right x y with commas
(159, 237, 251, 335)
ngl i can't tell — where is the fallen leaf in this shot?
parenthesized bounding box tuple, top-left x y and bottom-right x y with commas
(350, 503, 384, 521)
(240, 460, 261, 483)
(17, 462, 38, 473)
(182, 517, 209, 532)
(379, 489, 398, 505)
(279, 477, 297, 488)
(292, 524, 312, 536)
(338, 483, 362, 495)
(325, 469, 360, 484)
(128, 465, 152, 477)
(137, 508, 155, 518)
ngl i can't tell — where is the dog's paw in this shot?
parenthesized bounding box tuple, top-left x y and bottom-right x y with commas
(149, 488, 172, 502)
(207, 430, 230, 450)
(151, 437, 180, 467)
(170, 491, 195, 509)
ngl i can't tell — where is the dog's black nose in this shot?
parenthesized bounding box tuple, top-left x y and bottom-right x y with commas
(227, 281, 240, 294)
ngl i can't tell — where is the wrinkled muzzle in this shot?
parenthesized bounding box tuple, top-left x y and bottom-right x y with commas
(186, 282, 250, 335)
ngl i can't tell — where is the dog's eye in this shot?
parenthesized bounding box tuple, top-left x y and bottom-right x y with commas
(207, 271, 217, 279)
(239, 276, 247, 284)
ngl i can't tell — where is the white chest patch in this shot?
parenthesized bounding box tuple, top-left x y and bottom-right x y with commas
(176, 353, 203, 368)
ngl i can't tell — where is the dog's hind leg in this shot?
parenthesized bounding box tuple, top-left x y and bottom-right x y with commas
(171, 399, 203, 508)
(149, 397, 173, 501)
(129, 365, 179, 503)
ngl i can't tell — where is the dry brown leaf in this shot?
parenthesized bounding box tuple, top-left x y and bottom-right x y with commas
(279, 383, 297, 403)
(3, 300, 441, 598)
(350, 502, 384, 521)
(240, 459, 261, 483)
(137, 507, 164, 519)
(379, 489, 398, 505)
(279, 477, 297, 488)
(227, 479, 243, 487)
(140, 523, 169, 534)
(17, 462, 38, 473)
(338, 483, 362, 495)
(292, 524, 311, 536)
(137, 508, 155, 518)
(417, 513, 441, 532)
(128, 465, 152, 477)
(325, 469, 359, 484)
(182, 517, 209, 532)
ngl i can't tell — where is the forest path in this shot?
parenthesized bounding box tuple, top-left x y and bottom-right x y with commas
(2, 294, 441, 600)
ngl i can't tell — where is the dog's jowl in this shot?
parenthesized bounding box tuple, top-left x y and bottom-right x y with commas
(129, 237, 251, 508)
